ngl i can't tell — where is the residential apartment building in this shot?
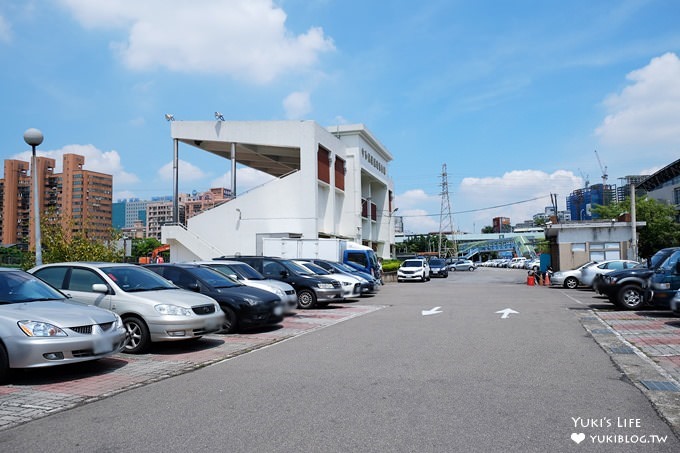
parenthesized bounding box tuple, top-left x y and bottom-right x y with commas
(0, 153, 112, 250)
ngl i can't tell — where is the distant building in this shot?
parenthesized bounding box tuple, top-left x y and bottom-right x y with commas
(183, 188, 233, 220)
(617, 175, 649, 202)
(0, 153, 112, 250)
(113, 198, 150, 230)
(492, 217, 511, 233)
(532, 207, 571, 224)
(146, 199, 185, 240)
(566, 184, 616, 221)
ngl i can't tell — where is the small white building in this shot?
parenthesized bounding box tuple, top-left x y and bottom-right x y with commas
(162, 120, 396, 262)
(544, 220, 645, 271)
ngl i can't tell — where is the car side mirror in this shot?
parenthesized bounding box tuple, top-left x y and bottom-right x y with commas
(280, 270, 289, 278)
(92, 283, 109, 294)
(228, 274, 240, 280)
(675, 261, 680, 275)
(188, 283, 200, 292)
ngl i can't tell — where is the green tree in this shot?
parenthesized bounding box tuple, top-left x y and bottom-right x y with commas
(481, 225, 495, 233)
(24, 210, 123, 269)
(132, 237, 163, 262)
(592, 196, 680, 258)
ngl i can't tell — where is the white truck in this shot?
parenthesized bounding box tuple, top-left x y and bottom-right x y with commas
(261, 238, 381, 278)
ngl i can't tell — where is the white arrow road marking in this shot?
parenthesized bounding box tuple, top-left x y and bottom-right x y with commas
(422, 306, 443, 316)
(495, 308, 519, 319)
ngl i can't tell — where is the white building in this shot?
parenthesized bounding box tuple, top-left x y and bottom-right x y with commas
(162, 120, 396, 262)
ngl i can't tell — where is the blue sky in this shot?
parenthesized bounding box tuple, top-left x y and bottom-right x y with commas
(1, 0, 679, 234)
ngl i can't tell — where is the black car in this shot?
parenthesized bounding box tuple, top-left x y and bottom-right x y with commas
(216, 256, 344, 309)
(145, 263, 283, 333)
(428, 258, 449, 278)
(597, 247, 680, 310)
(299, 258, 378, 295)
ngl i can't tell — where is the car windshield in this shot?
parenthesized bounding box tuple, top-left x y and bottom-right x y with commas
(0, 270, 66, 304)
(402, 260, 423, 268)
(333, 262, 355, 273)
(101, 265, 177, 292)
(191, 266, 240, 288)
(430, 259, 445, 266)
(230, 263, 265, 280)
(282, 259, 315, 276)
(649, 250, 673, 269)
(302, 262, 331, 275)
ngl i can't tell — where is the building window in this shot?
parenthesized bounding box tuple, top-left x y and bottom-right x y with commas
(589, 242, 620, 261)
(334, 156, 345, 191)
(317, 146, 331, 184)
(571, 243, 586, 252)
(674, 187, 680, 205)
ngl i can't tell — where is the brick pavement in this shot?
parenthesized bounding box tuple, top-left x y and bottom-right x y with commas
(579, 309, 680, 436)
(0, 303, 383, 431)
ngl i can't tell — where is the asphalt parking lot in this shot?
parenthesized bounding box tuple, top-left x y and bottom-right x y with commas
(1, 268, 680, 438)
(0, 302, 384, 431)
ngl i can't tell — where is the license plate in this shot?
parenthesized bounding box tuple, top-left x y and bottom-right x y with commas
(92, 337, 113, 354)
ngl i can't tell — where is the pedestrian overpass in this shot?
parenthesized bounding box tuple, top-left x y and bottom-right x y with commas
(456, 235, 537, 260)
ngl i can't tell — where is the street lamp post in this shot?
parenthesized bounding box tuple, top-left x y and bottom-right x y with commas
(24, 128, 44, 266)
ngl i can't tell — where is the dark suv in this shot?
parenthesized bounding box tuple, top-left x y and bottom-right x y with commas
(215, 256, 344, 309)
(145, 263, 284, 333)
(597, 247, 680, 310)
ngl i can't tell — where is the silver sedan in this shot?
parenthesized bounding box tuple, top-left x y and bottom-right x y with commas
(0, 268, 127, 383)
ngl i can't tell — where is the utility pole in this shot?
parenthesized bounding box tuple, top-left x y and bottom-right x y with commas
(438, 164, 457, 258)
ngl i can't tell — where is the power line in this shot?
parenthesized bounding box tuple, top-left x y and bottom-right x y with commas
(399, 194, 551, 218)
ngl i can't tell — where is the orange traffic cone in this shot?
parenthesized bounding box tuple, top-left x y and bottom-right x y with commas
(538, 274, 543, 286)
(527, 274, 535, 286)
(544, 272, 550, 286)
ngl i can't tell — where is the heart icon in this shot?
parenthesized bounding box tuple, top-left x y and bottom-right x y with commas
(571, 433, 586, 444)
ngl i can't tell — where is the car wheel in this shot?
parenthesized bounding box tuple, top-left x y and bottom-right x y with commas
(468, 267, 474, 271)
(421, 274, 426, 282)
(123, 316, 150, 354)
(617, 285, 644, 310)
(0, 343, 9, 384)
(297, 289, 317, 309)
(564, 277, 578, 289)
(221, 307, 238, 334)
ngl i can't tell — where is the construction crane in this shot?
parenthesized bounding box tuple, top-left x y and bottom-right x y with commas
(594, 149, 609, 206)
(578, 168, 589, 188)
(594, 150, 608, 187)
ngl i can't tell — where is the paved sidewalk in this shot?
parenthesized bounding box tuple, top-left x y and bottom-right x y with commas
(578, 309, 680, 436)
(0, 304, 383, 431)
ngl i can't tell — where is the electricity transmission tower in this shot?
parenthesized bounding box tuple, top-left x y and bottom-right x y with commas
(438, 164, 458, 258)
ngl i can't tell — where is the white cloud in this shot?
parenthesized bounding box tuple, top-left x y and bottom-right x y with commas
(283, 91, 312, 119)
(394, 189, 440, 234)
(158, 159, 208, 182)
(0, 15, 12, 44)
(596, 52, 680, 154)
(58, 0, 335, 84)
(11, 144, 139, 185)
(210, 167, 275, 193)
(458, 170, 582, 229)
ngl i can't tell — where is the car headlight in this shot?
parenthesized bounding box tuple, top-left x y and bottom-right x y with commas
(273, 288, 285, 297)
(113, 313, 124, 329)
(317, 283, 335, 289)
(18, 321, 67, 337)
(154, 304, 193, 316)
(342, 281, 352, 286)
(653, 282, 671, 290)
